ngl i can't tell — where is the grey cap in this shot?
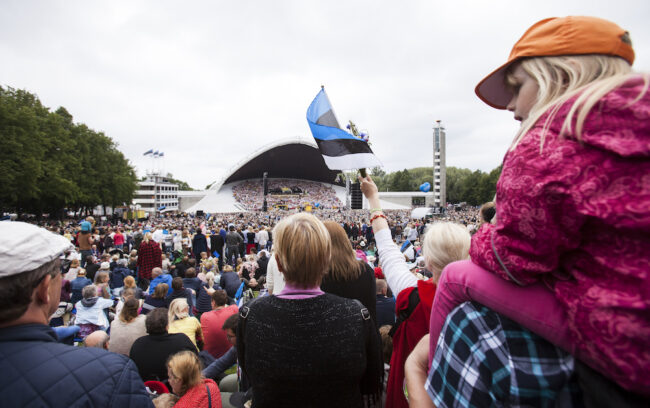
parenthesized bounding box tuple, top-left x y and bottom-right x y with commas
(0, 221, 73, 278)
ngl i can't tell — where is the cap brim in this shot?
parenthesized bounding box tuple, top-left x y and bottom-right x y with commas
(475, 59, 518, 110)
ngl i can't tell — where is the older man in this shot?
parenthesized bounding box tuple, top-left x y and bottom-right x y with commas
(148, 267, 172, 296)
(0, 222, 152, 407)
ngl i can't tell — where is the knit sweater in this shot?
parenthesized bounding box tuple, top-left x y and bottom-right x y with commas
(237, 293, 383, 407)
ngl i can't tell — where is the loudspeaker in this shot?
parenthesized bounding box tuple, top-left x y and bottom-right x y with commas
(351, 183, 362, 210)
(263, 172, 268, 196)
(196, 210, 204, 217)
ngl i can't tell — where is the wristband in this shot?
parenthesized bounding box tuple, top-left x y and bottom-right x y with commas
(369, 208, 382, 214)
(370, 213, 387, 223)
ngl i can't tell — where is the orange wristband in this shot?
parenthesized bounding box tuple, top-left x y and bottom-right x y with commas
(370, 213, 387, 223)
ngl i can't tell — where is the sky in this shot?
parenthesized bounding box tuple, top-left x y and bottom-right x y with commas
(2, 0, 649, 190)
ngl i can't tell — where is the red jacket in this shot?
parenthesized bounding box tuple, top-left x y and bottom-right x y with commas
(174, 378, 221, 408)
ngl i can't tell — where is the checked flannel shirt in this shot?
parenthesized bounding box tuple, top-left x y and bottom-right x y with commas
(426, 302, 581, 408)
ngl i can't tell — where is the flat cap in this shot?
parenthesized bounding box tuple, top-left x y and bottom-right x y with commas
(0, 221, 73, 278)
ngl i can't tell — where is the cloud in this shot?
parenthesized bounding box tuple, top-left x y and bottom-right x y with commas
(2, 0, 649, 189)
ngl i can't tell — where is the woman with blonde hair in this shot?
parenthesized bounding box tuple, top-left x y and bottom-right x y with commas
(168, 298, 203, 351)
(320, 221, 377, 322)
(122, 275, 144, 300)
(166, 351, 221, 408)
(237, 213, 383, 406)
(109, 297, 147, 355)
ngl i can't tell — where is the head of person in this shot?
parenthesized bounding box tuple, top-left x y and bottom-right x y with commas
(185, 267, 196, 278)
(168, 298, 189, 322)
(77, 269, 87, 278)
(70, 258, 80, 268)
(143, 232, 153, 243)
(151, 267, 162, 278)
(94, 271, 108, 285)
(479, 202, 496, 225)
(82, 284, 98, 299)
(273, 213, 331, 289)
(421, 222, 471, 282)
(153, 283, 169, 299)
(205, 271, 215, 288)
(222, 265, 233, 273)
(222, 313, 239, 346)
(145, 307, 169, 335)
(322, 221, 359, 281)
(200, 252, 207, 260)
(166, 351, 203, 396)
(119, 297, 140, 323)
(171, 277, 183, 291)
(475, 16, 638, 148)
(121, 287, 135, 300)
(84, 330, 109, 349)
(376, 279, 388, 295)
(0, 222, 72, 327)
(211, 289, 228, 309)
(123, 275, 136, 289)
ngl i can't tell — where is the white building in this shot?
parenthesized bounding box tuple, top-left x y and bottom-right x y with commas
(433, 120, 447, 206)
(133, 172, 179, 216)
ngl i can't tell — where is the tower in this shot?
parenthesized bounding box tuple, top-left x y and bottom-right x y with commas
(433, 120, 446, 207)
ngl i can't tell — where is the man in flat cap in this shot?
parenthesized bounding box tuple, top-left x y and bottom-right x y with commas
(0, 222, 153, 407)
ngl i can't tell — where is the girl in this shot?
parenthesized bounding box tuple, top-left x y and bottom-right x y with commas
(420, 16, 649, 396)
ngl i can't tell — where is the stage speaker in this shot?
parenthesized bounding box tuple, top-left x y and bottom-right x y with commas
(263, 172, 268, 196)
(351, 183, 363, 209)
(196, 210, 204, 217)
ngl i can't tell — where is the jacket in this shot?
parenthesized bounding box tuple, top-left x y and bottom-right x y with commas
(470, 76, 650, 395)
(0, 324, 153, 407)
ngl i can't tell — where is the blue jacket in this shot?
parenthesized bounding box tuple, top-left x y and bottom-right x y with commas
(0, 324, 153, 407)
(110, 266, 132, 289)
(148, 273, 173, 295)
(220, 271, 242, 298)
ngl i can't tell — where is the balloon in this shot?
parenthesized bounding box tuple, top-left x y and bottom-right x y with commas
(419, 182, 431, 192)
(315, 203, 320, 207)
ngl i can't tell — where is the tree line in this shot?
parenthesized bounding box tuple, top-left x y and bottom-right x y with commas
(369, 165, 502, 206)
(0, 86, 138, 217)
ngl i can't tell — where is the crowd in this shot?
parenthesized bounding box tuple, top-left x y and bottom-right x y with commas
(1, 15, 649, 408)
(232, 179, 343, 211)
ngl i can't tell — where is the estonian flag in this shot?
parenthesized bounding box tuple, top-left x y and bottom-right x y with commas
(153, 150, 159, 158)
(306, 88, 381, 170)
(158, 152, 164, 157)
(143, 149, 154, 156)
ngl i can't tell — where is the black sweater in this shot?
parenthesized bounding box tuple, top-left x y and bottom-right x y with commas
(321, 261, 377, 324)
(237, 294, 383, 407)
(129, 333, 197, 382)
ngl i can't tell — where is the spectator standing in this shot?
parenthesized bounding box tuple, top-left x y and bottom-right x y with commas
(137, 233, 162, 289)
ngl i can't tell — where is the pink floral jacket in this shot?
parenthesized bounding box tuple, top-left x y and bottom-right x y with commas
(470, 76, 650, 395)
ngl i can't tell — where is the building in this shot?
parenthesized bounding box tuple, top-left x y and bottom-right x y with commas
(433, 120, 447, 207)
(132, 172, 179, 216)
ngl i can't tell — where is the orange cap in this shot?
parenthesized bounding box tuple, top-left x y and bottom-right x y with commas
(475, 16, 635, 109)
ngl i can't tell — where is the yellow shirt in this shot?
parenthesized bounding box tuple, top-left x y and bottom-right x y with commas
(168, 316, 202, 350)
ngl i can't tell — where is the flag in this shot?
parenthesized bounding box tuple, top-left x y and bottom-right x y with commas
(159, 152, 164, 157)
(143, 149, 153, 156)
(306, 88, 381, 170)
(153, 150, 159, 158)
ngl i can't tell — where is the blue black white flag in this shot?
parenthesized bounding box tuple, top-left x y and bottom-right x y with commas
(306, 88, 381, 170)
(159, 152, 164, 157)
(153, 150, 159, 158)
(143, 149, 154, 156)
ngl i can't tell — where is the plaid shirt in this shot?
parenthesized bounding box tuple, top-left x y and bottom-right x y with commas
(136, 240, 162, 280)
(426, 302, 580, 408)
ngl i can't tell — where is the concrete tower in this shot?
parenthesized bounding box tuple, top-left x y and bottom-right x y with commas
(433, 120, 446, 207)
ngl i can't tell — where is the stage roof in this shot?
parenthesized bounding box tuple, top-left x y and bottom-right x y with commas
(220, 139, 344, 187)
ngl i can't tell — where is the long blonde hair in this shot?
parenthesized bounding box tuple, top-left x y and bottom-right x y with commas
(166, 351, 202, 396)
(509, 55, 649, 151)
(323, 221, 360, 281)
(168, 298, 189, 322)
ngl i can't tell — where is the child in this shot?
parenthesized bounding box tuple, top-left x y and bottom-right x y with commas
(428, 16, 649, 395)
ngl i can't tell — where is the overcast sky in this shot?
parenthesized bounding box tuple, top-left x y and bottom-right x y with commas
(2, 0, 649, 189)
